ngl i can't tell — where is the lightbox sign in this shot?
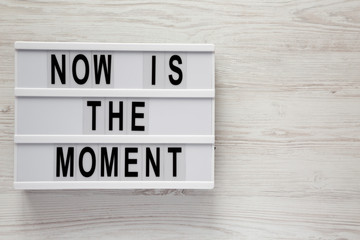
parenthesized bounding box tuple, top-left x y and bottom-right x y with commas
(14, 42, 215, 189)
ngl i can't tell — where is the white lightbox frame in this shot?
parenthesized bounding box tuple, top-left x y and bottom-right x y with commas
(14, 42, 215, 190)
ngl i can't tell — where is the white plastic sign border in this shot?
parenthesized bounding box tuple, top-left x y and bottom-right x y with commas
(14, 42, 215, 190)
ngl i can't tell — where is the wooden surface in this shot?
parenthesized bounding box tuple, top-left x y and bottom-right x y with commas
(1, 0, 360, 239)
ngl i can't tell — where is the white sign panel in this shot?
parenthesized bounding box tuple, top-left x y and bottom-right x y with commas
(14, 42, 215, 189)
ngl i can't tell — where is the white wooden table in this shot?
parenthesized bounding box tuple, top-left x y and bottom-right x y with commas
(0, 1, 359, 239)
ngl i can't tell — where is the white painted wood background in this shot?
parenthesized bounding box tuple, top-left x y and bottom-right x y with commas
(0, 0, 359, 239)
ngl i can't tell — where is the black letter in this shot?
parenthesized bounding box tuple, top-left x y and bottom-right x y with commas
(72, 54, 89, 85)
(146, 147, 160, 177)
(131, 101, 145, 131)
(56, 147, 74, 177)
(51, 54, 66, 85)
(109, 101, 123, 131)
(168, 55, 183, 85)
(125, 147, 138, 177)
(151, 55, 156, 85)
(100, 147, 118, 177)
(94, 54, 112, 85)
(79, 147, 96, 178)
(168, 147, 182, 177)
(87, 101, 101, 131)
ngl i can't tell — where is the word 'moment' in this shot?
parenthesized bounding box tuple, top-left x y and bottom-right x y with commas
(56, 145, 185, 180)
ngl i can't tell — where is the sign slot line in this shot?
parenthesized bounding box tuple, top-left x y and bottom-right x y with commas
(14, 181, 214, 190)
(15, 135, 215, 144)
(15, 88, 215, 98)
(15, 42, 215, 52)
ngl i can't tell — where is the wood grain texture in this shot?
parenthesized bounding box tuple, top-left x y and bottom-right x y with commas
(1, 0, 360, 239)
